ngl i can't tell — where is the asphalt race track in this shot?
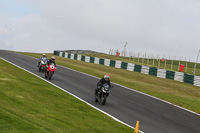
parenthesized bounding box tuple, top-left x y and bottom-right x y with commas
(0, 50, 200, 133)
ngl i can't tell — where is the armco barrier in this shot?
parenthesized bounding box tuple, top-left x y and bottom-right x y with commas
(157, 68, 166, 79)
(149, 67, 157, 76)
(166, 70, 175, 80)
(54, 51, 200, 87)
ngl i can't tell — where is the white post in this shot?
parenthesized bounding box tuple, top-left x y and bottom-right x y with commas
(171, 60, 173, 70)
(123, 42, 128, 57)
(142, 54, 144, 64)
(131, 52, 133, 58)
(158, 58, 160, 67)
(194, 64, 196, 75)
(138, 52, 140, 62)
(153, 56, 155, 66)
(186, 62, 188, 72)
(157, 54, 159, 61)
(109, 49, 111, 55)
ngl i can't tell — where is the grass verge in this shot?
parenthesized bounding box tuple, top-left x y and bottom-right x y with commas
(0, 58, 132, 133)
(19, 52, 200, 114)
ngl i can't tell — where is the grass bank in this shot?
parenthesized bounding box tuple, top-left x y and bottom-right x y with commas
(19, 52, 200, 114)
(0, 58, 132, 133)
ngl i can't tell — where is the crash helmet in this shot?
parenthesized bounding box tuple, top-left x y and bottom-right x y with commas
(42, 53, 46, 57)
(51, 56, 55, 61)
(104, 74, 110, 81)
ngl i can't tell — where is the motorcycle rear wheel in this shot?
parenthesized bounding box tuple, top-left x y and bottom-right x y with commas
(45, 73, 47, 78)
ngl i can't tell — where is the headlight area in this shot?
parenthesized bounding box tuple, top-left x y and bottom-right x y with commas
(102, 88, 107, 93)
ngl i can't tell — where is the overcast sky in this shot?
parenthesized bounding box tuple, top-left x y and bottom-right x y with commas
(0, 0, 200, 62)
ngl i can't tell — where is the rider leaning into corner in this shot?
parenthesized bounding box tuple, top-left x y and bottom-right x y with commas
(95, 74, 111, 95)
(38, 53, 48, 67)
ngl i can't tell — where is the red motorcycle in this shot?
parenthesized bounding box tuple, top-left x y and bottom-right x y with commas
(45, 63, 56, 80)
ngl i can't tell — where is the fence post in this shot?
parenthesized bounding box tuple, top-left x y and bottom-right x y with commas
(153, 56, 155, 66)
(178, 57, 181, 71)
(109, 49, 111, 55)
(194, 64, 196, 75)
(171, 60, 173, 70)
(142, 54, 144, 64)
(185, 62, 188, 73)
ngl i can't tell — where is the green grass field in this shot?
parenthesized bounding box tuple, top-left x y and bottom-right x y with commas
(0, 58, 133, 133)
(18, 52, 200, 114)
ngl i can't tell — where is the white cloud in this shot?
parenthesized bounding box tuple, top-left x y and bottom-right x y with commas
(0, 0, 200, 62)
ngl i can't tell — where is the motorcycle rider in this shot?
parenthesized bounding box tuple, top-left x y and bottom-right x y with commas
(45, 56, 56, 78)
(95, 74, 111, 95)
(38, 53, 48, 67)
(47, 56, 56, 67)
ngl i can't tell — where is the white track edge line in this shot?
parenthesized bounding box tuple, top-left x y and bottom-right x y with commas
(0, 57, 144, 133)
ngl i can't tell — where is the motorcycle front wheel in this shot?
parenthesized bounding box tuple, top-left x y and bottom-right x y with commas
(49, 72, 52, 80)
(49, 71, 54, 80)
(100, 94, 107, 105)
(39, 66, 41, 72)
(41, 67, 44, 72)
(94, 92, 98, 102)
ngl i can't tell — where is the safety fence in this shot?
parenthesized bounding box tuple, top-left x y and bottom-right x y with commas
(54, 51, 200, 87)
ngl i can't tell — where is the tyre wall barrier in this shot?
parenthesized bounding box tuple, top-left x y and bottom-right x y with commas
(54, 51, 200, 87)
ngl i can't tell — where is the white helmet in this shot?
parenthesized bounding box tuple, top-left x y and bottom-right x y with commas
(51, 56, 55, 60)
(104, 74, 110, 81)
(42, 53, 46, 57)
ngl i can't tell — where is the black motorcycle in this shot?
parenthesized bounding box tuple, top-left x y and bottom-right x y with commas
(95, 84, 113, 105)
